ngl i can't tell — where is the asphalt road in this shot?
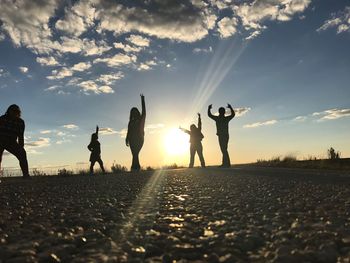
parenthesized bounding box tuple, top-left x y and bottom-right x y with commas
(1, 167, 350, 262)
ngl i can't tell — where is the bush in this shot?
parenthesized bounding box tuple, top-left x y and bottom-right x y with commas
(146, 166, 155, 171)
(327, 147, 341, 160)
(58, 168, 73, 176)
(111, 162, 127, 173)
(32, 168, 47, 176)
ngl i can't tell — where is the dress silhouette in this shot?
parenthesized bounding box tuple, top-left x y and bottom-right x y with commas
(126, 94, 146, 171)
(208, 104, 235, 167)
(87, 126, 105, 174)
(0, 104, 29, 177)
(180, 113, 206, 168)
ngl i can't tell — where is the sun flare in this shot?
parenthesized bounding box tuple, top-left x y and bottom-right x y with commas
(164, 128, 189, 155)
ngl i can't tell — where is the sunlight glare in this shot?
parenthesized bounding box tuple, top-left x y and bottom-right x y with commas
(164, 128, 189, 155)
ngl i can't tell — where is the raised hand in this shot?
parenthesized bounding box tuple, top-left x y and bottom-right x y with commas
(227, 103, 232, 108)
(96, 125, 99, 134)
(208, 104, 212, 110)
(197, 113, 201, 117)
(140, 94, 144, 99)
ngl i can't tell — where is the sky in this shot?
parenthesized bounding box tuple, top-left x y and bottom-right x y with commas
(1, 0, 350, 172)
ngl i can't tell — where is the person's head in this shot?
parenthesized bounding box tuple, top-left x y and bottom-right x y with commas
(190, 124, 196, 132)
(91, 133, 98, 142)
(130, 107, 141, 121)
(6, 104, 21, 118)
(218, 107, 226, 116)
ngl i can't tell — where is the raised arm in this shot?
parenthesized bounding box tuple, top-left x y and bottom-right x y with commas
(207, 104, 217, 120)
(197, 113, 202, 131)
(227, 103, 235, 120)
(141, 94, 146, 118)
(95, 125, 99, 136)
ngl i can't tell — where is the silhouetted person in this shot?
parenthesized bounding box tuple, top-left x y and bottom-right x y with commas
(208, 103, 235, 167)
(0, 104, 29, 177)
(87, 126, 105, 174)
(180, 113, 206, 168)
(126, 94, 146, 171)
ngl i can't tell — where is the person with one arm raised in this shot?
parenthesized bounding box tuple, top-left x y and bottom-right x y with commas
(179, 113, 206, 168)
(126, 94, 146, 171)
(87, 125, 106, 175)
(208, 103, 235, 167)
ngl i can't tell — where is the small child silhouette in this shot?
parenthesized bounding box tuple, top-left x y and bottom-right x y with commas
(180, 113, 206, 168)
(87, 126, 105, 175)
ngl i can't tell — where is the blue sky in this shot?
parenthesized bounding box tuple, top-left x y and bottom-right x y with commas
(1, 0, 350, 171)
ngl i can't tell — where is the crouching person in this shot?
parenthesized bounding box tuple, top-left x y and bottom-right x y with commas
(0, 105, 30, 178)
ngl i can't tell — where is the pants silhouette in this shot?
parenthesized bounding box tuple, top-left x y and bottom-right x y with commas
(0, 142, 29, 176)
(219, 135, 230, 167)
(90, 159, 105, 174)
(189, 143, 205, 168)
(130, 137, 144, 170)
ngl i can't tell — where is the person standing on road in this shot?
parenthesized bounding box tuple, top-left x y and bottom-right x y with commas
(87, 126, 106, 175)
(0, 104, 30, 178)
(208, 103, 235, 167)
(126, 94, 146, 171)
(180, 113, 206, 168)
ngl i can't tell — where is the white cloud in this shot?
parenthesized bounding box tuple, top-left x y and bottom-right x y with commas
(47, 67, 73, 80)
(63, 124, 79, 130)
(25, 137, 51, 148)
(71, 62, 92, 72)
(19, 66, 28, 73)
(317, 7, 350, 34)
(244, 119, 277, 128)
(126, 35, 150, 47)
(99, 127, 118, 135)
(193, 46, 213, 53)
(40, 130, 53, 134)
(138, 60, 158, 71)
(114, 42, 142, 53)
(217, 17, 238, 38)
(313, 108, 350, 121)
(77, 80, 115, 94)
(116, 128, 128, 138)
(234, 107, 251, 117)
(97, 72, 124, 85)
(94, 53, 137, 68)
(0, 33, 5, 41)
(294, 116, 307, 122)
(36, 56, 60, 66)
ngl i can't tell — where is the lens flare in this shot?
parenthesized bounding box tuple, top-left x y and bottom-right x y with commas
(164, 128, 189, 155)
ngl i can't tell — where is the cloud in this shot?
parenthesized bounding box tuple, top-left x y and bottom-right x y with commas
(317, 7, 350, 34)
(126, 35, 150, 47)
(294, 116, 307, 122)
(313, 108, 350, 121)
(71, 62, 92, 72)
(40, 130, 53, 134)
(0, 33, 6, 41)
(25, 137, 51, 148)
(36, 56, 60, 66)
(97, 72, 124, 85)
(234, 107, 251, 117)
(114, 42, 142, 53)
(217, 17, 238, 38)
(19, 66, 28, 73)
(63, 124, 79, 130)
(77, 80, 114, 94)
(94, 53, 137, 68)
(47, 67, 73, 80)
(193, 46, 213, 54)
(116, 128, 128, 138)
(244, 119, 277, 128)
(99, 127, 118, 135)
(138, 60, 158, 71)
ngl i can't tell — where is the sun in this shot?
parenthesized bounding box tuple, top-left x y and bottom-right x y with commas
(164, 128, 189, 155)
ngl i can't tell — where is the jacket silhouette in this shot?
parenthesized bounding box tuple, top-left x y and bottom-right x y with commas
(0, 104, 29, 177)
(208, 104, 235, 167)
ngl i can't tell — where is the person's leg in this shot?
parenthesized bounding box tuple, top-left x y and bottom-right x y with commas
(189, 144, 195, 168)
(0, 147, 4, 176)
(130, 142, 141, 171)
(97, 159, 105, 173)
(197, 143, 206, 168)
(90, 161, 96, 174)
(219, 136, 230, 167)
(5, 143, 29, 177)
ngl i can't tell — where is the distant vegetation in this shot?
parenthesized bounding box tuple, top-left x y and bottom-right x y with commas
(255, 147, 349, 170)
(110, 162, 128, 173)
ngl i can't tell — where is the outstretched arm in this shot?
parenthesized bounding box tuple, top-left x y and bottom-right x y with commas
(197, 113, 202, 131)
(141, 94, 146, 118)
(227, 103, 235, 120)
(179, 126, 190, 135)
(95, 125, 99, 136)
(207, 104, 216, 120)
